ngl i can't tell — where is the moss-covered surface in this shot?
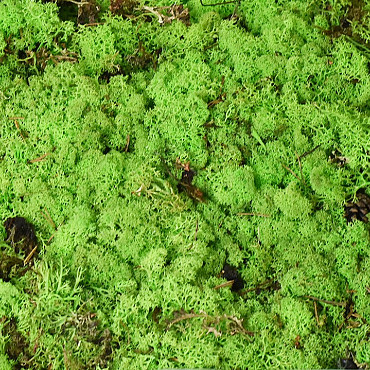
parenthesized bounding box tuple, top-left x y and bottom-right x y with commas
(0, 0, 370, 368)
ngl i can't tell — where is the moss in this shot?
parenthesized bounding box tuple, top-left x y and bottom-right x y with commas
(0, 0, 369, 368)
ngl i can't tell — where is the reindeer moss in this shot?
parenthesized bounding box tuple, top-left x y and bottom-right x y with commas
(0, 0, 369, 368)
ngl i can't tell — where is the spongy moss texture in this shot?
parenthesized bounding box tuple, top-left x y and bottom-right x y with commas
(0, 0, 370, 368)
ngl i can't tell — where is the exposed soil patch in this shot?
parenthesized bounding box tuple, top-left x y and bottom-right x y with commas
(323, 0, 369, 48)
(4, 217, 38, 257)
(221, 263, 244, 292)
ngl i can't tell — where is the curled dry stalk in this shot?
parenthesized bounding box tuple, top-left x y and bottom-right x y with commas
(166, 309, 254, 337)
(138, 5, 190, 26)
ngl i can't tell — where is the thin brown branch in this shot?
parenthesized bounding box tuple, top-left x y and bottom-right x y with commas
(295, 151, 306, 185)
(313, 301, 320, 325)
(213, 280, 234, 290)
(9, 117, 26, 140)
(237, 212, 270, 217)
(200, 0, 239, 6)
(281, 163, 302, 182)
(304, 295, 346, 307)
(194, 219, 199, 241)
(124, 134, 130, 152)
(239, 279, 275, 296)
(299, 144, 321, 159)
(82, 22, 105, 27)
(41, 208, 56, 230)
(224, 315, 254, 336)
(28, 153, 51, 163)
(167, 312, 207, 329)
(24, 245, 38, 266)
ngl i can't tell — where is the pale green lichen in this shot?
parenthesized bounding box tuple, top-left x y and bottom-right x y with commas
(0, 0, 369, 368)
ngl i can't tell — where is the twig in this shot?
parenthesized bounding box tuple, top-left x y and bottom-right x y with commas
(167, 312, 207, 329)
(47, 221, 64, 244)
(64, 0, 90, 5)
(239, 279, 275, 296)
(82, 22, 105, 27)
(304, 295, 346, 307)
(194, 219, 199, 241)
(41, 208, 56, 230)
(124, 134, 130, 152)
(29, 153, 51, 163)
(313, 301, 320, 325)
(281, 163, 302, 182)
(299, 144, 321, 159)
(200, 0, 239, 6)
(213, 280, 234, 290)
(237, 212, 270, 217)
(24, 245, 38, 266)
(9, 117, 26, 140)
(295, 151, 306, 185)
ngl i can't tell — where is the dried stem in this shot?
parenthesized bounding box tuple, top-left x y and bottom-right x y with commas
(281, 163, 302, 182)
(237, 212, 270, 217)
(295, 151, 306, 185)
(304, 295, 346, 307)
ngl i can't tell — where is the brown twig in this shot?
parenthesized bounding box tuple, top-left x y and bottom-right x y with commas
(41, 208, 56, 230)
(200, 0, 239, 6)
(82, 22, 105, 27)
(213, 280, 234, 290)
(237, 212, 270, 217)
(194, 219, 199, 241)
(9, 117, 26, 140)
(295, 151, 306, 185)
(47, 221, 64, 244)
(281, 163, 302, 182)
(299, 144, 321, 159)
(239, 279, 276, 296)
(24, 244, 38, 266)
(124, 134, 130, 152)
(313, 301, 320, 325)
(29, 153, 51, 163)
(167, 312, 207, 329)
(304, 295, 346, 307)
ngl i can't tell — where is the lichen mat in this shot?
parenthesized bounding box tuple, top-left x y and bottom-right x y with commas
(0, 0, 369, 368)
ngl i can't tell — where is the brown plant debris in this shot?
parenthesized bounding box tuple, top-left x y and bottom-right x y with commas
(77, 0, 101, 25)
(208, 76, 226, 108)
(166, 309, 254, 337)
(18, 47, 78, 70)
(240, 279, 281, 296)
(159, 157, 205, 203)
(140, 5, 190, 26)
(304, 295, 347, 307)
(110, 0, 138, 17)
(127, 40, 154, 70)
(62, 312, 114, 368)
(2, 318, 32, 368)
(8, 117, 27, 140)
(329, 150, 349, 167)
(0, 253, 24, 282)
(344, 190, 370, 223)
